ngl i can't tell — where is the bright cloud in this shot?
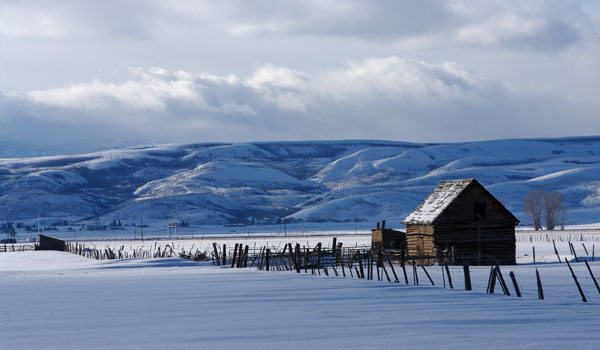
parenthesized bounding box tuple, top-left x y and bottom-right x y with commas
(2, 57, 596, 145)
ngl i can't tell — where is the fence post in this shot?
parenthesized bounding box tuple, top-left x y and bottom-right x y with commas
(487, 267, 497, 294)
(412, 259, 419, 285)
(536, 268, 544, 300)
(564, 258, 587, 302)
(421, 265, 434, 286)
(383, 252, 399, 283)
(463, 261, 472, 291)
(509, 271, 522, 297)
(357, 252, 365, 279)
(552, 240, 561, 263)
(231, 243, 239, 268)
(571, 242, 579, 262)
(496, 265, 511, 296)
(444, 262, 453, 289)
(584, 260, 600, 294)
(265, 249, 271, 271)
(295, 243, 301, 273)
(582, 243, 589, 255)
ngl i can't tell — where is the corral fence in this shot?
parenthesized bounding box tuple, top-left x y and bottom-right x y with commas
(0, 244, 35, 253)
(61, 236, 599, 303)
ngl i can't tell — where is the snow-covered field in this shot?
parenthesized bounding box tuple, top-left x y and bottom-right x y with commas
(1, 236, 599, 349)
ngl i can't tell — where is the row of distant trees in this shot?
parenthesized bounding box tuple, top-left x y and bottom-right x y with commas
(524, 189, 567, 231)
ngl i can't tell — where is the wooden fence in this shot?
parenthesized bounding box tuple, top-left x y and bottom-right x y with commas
(0, 244, 35, 253)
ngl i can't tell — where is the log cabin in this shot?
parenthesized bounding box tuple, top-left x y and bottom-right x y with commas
(402, 179, 518, 265)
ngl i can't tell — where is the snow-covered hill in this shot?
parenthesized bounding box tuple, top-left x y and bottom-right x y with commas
(1, 137, 599, 227)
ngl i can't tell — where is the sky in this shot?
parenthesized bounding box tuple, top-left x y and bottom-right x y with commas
(1, 0, 599, 147)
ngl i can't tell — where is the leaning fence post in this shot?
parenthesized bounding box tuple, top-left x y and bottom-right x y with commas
(401, 257, 409, 284)
(444, 262, 453, 289)
(421, 265, 434, 286)
(584, 260, 599, 294)
(441, 265, 446, 288)
(582, 243, 589, 255)
(487, 267, 497, 294)
(496, 266, 511, 296)
(571, 242, 579, 262)
(412, 260, 419, 285)
(552, 240, 561, 263)
(231, 243, 239, 268)
(378, 250, 391, 282)
(384, 252, 399, 283)
(536, 268, 544, 300)
(564, 258, 587, 302)
(340, 251, 346, 277)
(463, 261, 472, 291)
(509, 271, 522, 297)
(533, 246, 536, 265)
(222, 244, 226, 266)
(357, 252, 365, 279)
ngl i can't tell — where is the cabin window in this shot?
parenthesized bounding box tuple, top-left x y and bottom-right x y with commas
(474, 202, 486, 221)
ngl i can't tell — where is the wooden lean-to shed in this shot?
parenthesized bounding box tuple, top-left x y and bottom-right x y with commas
(371, 221, 405, 251)
(402, 179, 518, 265)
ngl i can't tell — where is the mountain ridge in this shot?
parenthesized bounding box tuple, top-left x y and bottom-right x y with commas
(1, 137, 599, 227)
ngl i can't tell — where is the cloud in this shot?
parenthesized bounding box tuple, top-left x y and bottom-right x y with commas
(1, 1, 594, 52)
(2, 57, 597, 146)
(156, 0, 593, 51)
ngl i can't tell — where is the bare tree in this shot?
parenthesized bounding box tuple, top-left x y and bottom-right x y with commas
(559, 206, 567, 230)
(524, 189, 543, 230)
(543, 191, 564, 231)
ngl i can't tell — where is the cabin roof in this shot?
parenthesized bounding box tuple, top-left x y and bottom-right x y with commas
(402, 179, 475, 225)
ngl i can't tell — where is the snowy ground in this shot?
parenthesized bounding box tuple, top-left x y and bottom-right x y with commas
(1, 239, 599, 349)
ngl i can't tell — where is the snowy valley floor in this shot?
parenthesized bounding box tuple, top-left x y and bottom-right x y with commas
(1, 244, 599, 349)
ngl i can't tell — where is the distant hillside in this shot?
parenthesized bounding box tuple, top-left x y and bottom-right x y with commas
(1, 137, 599, 227)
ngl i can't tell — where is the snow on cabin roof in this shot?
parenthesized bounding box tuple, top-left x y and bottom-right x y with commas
(402, 179, 475, 225)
